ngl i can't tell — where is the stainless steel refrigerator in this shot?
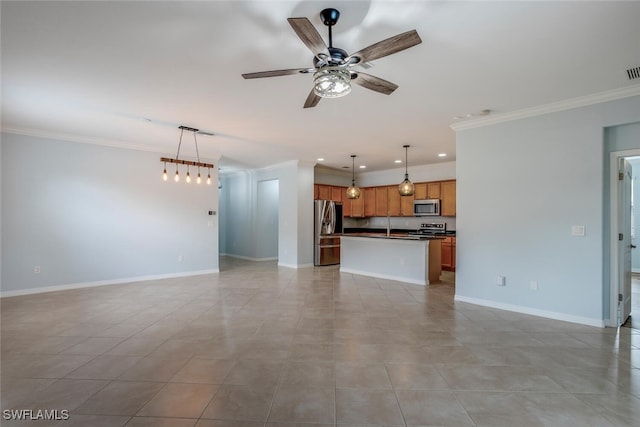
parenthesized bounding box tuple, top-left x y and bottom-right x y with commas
(314, 200, 343, 266)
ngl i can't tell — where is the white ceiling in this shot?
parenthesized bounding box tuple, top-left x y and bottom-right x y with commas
(2, 1, 639, 173)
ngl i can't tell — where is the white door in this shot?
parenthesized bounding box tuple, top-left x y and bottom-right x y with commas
(618, 159, 633, 326)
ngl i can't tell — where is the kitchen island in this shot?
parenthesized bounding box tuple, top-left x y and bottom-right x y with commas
(340, 234, 442, 285)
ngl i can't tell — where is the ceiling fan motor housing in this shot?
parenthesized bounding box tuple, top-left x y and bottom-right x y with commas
(320, 8, 340, 26)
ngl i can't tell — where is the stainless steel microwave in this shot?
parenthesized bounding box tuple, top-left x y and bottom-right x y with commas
(413, 199, 440, 216)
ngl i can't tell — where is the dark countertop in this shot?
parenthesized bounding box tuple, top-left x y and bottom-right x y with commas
(342, 233, 440, 241)
(344, 227, 456, 236)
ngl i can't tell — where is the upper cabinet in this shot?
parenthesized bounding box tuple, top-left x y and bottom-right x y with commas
(331, 186, 343, 202)
(363, 187, 376, 217)
(440, 180, 456, 217)
(350, 191, 365, 217)
(315, 184, 345, 202)
(400, 192, 414, 217)
(387, 185, 401, 216)
(414, 183, 427, 200)
(427, 182, 441, 199)
(314, 179, 456, 217)
(316, 184, 331, 200)
(374, 187, 389, 217)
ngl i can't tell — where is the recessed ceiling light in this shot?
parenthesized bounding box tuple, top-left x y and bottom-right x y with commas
(438, 153, 447, 157)
(317, 158, 325, 161)
(394, 160, 402, 164)
(359, 165, 366, 169)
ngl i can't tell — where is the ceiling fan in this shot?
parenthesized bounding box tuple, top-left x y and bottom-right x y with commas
(241, 8, 422, 108)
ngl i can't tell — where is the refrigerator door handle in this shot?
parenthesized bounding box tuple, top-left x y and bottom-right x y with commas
(330, 202, 335, 234)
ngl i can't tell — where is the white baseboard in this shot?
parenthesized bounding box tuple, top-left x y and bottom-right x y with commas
(223, 254, 277, 262)
(223, 254, 312, 269)
(278, 262, 314, 269)
(0, 269, 220, 298)
(454, 295, 605, 328)
(340, 267, 427, 286)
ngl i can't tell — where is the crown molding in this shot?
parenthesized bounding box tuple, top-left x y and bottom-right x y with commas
(450, 85, 640, 132)
(2, 126, 163, 153)
(1, 126, 220, 162)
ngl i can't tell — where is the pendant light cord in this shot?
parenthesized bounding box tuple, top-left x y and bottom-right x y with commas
(404, 145, 409, 178)
(351, 155, 356, 184)
(175, 128, 185, 160)
(194, 131, 201, 163)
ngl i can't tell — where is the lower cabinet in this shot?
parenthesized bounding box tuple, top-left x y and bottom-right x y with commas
(441, 237, 456, 271)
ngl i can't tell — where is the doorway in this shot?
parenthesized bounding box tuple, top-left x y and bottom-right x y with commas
(256, 179, 279, 260)
(609, 151, 640, 327)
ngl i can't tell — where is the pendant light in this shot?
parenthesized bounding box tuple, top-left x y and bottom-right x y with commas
(160, 125, 215, 185)
(346, 154, 361, 199)
(398, 144, 414, 196)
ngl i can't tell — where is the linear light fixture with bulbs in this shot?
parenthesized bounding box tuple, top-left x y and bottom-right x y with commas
(161, 125, 214, 185)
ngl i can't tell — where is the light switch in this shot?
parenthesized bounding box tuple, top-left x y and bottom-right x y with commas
(571, 225, 586, 236)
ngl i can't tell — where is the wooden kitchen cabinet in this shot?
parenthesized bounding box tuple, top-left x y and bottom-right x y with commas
(374, 186, 389, 216)
(343, 196, 352, 217)
(413, 183, 427, 200)
(441, 236, 456, 271)
(427, 182, 441, 199)
(363, 187, 376, 217)
(350, 190, 365, 217)
(440, 180, 456, 216)
(317, 184, 331, 200)
(387, 185, 401, 216)
(331, 186, 343, 202)
(400, 193, 414, 216)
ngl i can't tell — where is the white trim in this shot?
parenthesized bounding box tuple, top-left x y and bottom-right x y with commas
(278, 262, 313, 269)
(0, 269, 220, 298)
(451, 86, 640, 131)
(1, 127, 220, 163)
(454, 295, 605, 328)
(339, 267, 427, 286)
(224, 254, 277, 262)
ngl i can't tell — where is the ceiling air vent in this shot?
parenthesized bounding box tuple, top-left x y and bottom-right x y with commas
(627, 66, 640, 80)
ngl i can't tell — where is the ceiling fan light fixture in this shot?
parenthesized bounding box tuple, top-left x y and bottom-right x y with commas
(313, 66, 351, 98)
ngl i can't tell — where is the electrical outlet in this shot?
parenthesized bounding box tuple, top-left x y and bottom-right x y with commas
(33, 266, 41, 274)
(530, 280, 538, 291)
(497, 275, 506, 286)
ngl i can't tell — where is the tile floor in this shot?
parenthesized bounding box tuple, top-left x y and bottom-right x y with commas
(1, 257, 639, 426)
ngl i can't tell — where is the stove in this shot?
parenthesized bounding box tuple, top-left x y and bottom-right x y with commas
(409, 222, 447, 236)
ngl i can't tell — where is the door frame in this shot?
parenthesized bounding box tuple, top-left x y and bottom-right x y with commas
(608, 149, 640, 327)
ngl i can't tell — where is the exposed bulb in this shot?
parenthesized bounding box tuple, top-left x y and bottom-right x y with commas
(197, 173, 202, 184)
(186, 171, 191, 183)
(174, 170, 180, 182)
(207, 173, 211, 185)
(162, 168, 168, 181)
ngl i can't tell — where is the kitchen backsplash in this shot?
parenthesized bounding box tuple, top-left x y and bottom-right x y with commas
(344, 216, 456, 232)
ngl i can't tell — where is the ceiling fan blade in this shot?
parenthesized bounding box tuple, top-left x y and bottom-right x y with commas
(352, 73, 398, 95)
(350, 30, 422, 63)
(303, 89, 321, 108)
(287, 17, 330, 58)
(242, 68, 314, 79)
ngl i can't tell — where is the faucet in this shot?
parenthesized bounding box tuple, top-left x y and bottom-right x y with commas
(386, 212, 391, 237)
